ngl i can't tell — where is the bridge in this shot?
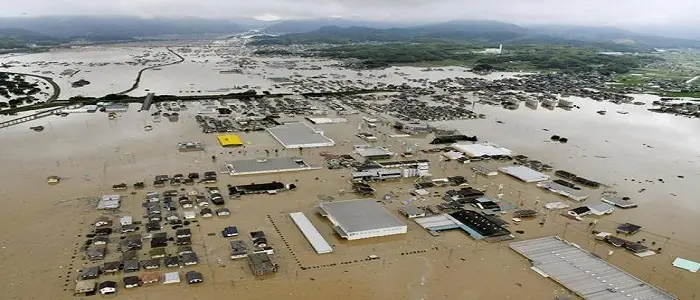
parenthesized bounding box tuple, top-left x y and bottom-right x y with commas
(0, 106, 69, 129)
(140, 93, 155, 111)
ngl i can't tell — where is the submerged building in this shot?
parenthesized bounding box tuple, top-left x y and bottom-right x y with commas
(266, 122, 335, 149)
(318, 199, 407, 240)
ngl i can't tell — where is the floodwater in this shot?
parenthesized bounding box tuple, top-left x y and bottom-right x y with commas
(1, 44, 699, 300)
(438, 94, 700, 241)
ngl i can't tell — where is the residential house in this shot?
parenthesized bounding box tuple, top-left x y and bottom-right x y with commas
(186, 271, 203, 284)
(216, 208, 231, 216)
(150, 248, 166, 259)
(164, 201, 177, 211)
(165, 212, 180, 222)
(140, 259, 160, 270)
(120, 216, 133, 226)
(180, 252, 199, 266)
(164, 256, 180, 268)
(123, 276, 141, 289)
(79, 266, 101, 280)
(177, 246, 193, 256)
(146, 192, 160, 202)
(122, 235, 142, 251)
(151, 232, 168, 248)
(176, 236, 191, 246)
(87, 247, 106, 261)
(183, 211, 196, 220)
(147, 221, 161, 232)
(222, 226, 239, 237)
(230, 240, 248, 259)
(176, 228, 191, 238)
(617, 223, 643, 235)
(122, 250, 138, 261)
(163, 272, 180, 284)
(75, 279, 96, 294)
(94, 216, 112, 227)
(140, 272, 160, 284)
(102, 261, 121, 274)
(123, 259, 140, 273)
(399, 206, 426, 219)
(93, 236, 109, 246)
(98, 281, 117, 295)
(94, 226, 112, 236)
(120, 224, 136, 233)
(180, 199, 194, 209)
(196, 195, 209, 207)
(200, 208, 213, 218)
(147, 213, 162, 222)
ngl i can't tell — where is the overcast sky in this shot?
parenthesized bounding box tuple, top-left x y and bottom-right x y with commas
(0, 0, 698, 26)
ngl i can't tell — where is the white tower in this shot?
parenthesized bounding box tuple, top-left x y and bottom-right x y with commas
(498, 44, 503, 54)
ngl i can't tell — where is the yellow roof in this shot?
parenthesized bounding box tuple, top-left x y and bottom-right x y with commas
(217, 135, 243, 146)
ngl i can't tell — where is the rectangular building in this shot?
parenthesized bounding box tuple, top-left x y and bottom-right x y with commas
(247, 252, 278, 276)
(537, 181, 588, 201)
(318, 199, 407, 240)
(217, 135, 243, 147)
(499, 165, 550, 183)
(224, 157, 319, 176)
(452, 143, 513, 158)
(289, 212, 333, 254)
(267, 122, 335, 149)
(510, 236, 677, 300)
(97, 195, 121, 210)
(354, 146, 394, 160)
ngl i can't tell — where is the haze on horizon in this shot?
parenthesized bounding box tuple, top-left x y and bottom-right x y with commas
(0, 0, 698, 27)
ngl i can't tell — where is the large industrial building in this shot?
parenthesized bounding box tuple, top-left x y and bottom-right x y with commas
(352, 159, 430, 181)
(510, 236, 677, 300)
(224, 157, 320, 176)
(266, 122, 335, 149)
(318, 199, 407, 240)
(451, 143, 513, 158)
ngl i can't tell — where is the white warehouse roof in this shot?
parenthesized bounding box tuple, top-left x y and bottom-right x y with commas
(499, 165, 550, 183)
(267, 122, 335, 149)
(289, 212, 333, 254)
(451, 143, 513, 157)
(319, 199, 406, 240)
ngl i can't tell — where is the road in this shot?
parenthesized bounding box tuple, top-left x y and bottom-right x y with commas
(117, 47, 185, 95)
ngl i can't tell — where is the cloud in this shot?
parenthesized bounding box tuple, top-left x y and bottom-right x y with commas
(0, 0, 698, 26)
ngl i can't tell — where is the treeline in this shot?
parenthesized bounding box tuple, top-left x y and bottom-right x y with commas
(0, 72, 45, 108)
(313, 43, 656, 74)
(472, 46, 656, 74)
(316, 43, 475, 68)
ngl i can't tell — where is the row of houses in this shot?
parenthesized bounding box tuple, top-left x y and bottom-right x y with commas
(76, 270, 203, 295)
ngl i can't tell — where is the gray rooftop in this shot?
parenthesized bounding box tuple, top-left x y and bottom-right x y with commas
(319, 199, 406, 234)
(225, 157, 317, 176)
(537, 181, 588, 201)
(510, 236, 677, 300)
(355, 147, 394, 158)
(267, 122, 335, 149)
(601, 196, 638, 208)
(399, 205, 426, 216)
(499, 165, 550, 182)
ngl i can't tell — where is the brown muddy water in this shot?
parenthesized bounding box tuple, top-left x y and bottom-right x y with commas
(0, 45, 699, 300)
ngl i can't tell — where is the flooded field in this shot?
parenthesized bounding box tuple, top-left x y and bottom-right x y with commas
(0, 42, 699, 300)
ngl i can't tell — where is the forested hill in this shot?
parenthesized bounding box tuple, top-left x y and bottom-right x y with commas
(251, 20, 700, 50)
